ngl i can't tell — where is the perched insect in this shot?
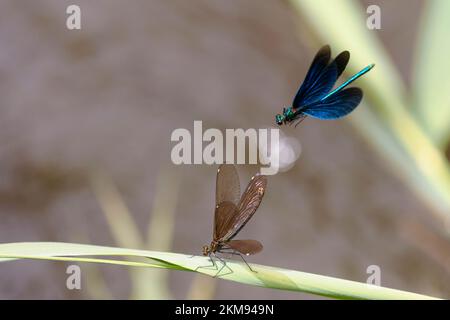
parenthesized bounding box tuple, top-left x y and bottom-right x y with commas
(201, 164, 267, 277)
(275, 45, 375, 127)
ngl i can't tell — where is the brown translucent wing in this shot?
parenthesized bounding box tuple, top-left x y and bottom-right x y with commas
(216, 164, 240, 206)
(213, 201, 239, 241)
(219, 174, 267, 241)
(227, 240, 263, 255)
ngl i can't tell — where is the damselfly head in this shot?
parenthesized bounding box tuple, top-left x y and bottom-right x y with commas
(275, 113, 284, 126)
(202, 245, 210, 256)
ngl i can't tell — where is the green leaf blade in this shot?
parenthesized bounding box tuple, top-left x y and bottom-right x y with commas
(0, 242, 441, 300)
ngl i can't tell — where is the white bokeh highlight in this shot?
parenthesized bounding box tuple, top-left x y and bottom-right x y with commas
(259, 127, 302, 173)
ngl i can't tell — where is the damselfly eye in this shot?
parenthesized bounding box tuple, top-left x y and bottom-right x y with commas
(275, 114, 283, 126)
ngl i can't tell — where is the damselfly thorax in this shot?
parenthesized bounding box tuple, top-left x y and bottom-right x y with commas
(276, 106, 306, 127)
(202, 241, 219, 256)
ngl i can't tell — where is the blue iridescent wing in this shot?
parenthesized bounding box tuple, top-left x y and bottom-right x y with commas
(301, 87, 363, 120)
(293, 47, 350, 108)
(292, 45, 331, 108)
(334, 51, 350, 78)
(299, 62, 338, 106)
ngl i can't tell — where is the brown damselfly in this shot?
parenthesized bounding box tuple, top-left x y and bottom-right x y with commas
(199, 164, 267, 277)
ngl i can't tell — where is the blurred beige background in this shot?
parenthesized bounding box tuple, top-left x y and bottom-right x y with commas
(0, 0, 448, 299)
